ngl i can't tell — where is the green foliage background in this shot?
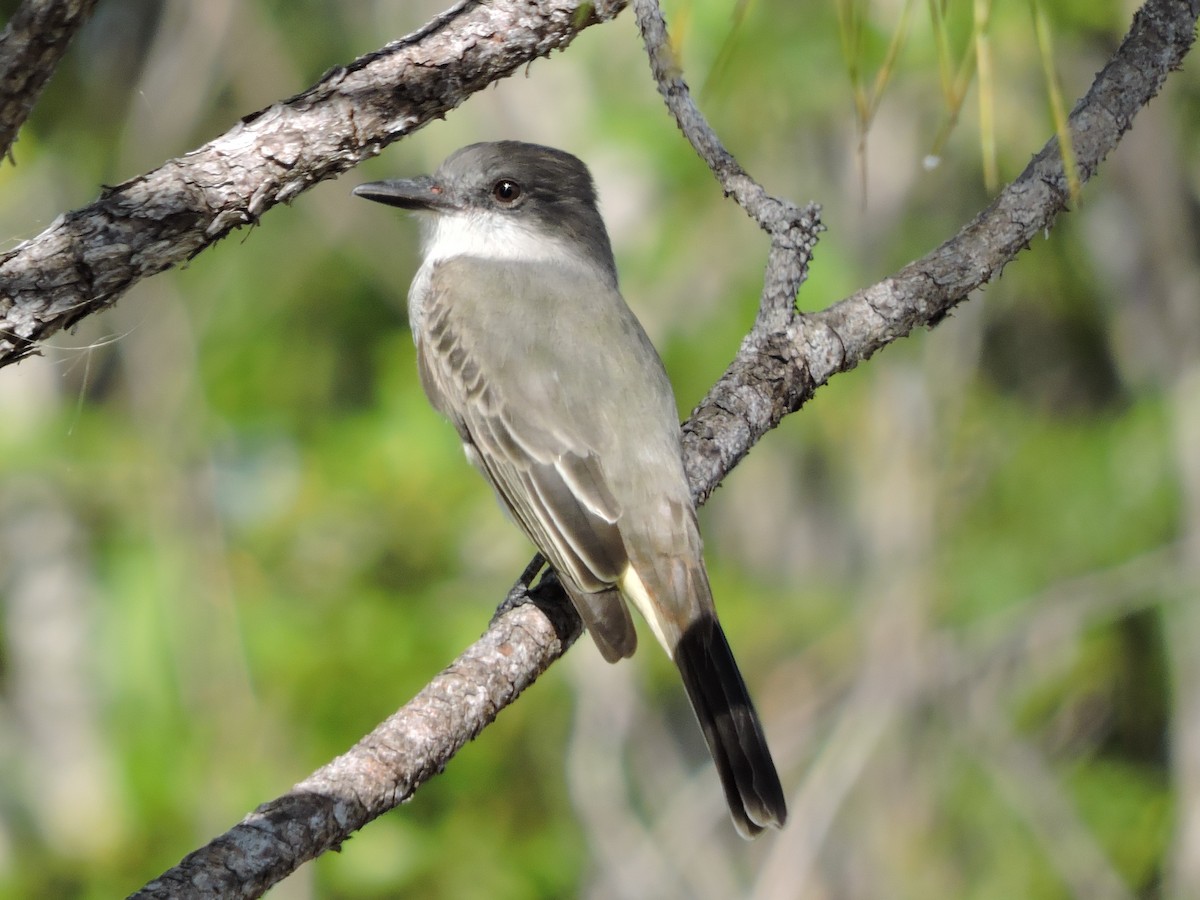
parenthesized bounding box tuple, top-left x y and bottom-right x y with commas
(0, 0, 1197, 897)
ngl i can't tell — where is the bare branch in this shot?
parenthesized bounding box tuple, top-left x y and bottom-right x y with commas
(132, 574, 581, 899)
(125, 0, 1198, 895)
(810, 2, 1198, 379)
(0, 0, 99, 160)
(0, 0, 627, 368)
(633, 0, 824, 501)
(681, 0, 1198, 504)
(633, 0, 821, 334)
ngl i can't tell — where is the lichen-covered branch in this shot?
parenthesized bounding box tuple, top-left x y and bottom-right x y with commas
(0, 0, 627, 367)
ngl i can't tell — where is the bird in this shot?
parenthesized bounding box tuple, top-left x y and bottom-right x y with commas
(354, 141, 786, 837)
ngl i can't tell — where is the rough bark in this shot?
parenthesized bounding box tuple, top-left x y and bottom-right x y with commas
(0, 0, 1183, 894)
(133, 569, 581, 899)
(0, 0, 626, 366)
(120, 0, 1199, 896)
(0, 0, 99, 159)
(679, 0, 1199, 504)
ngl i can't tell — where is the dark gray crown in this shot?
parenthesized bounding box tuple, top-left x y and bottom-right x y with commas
(437, 141, 617, 281)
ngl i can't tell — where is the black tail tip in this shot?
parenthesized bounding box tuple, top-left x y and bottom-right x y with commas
(674, 617, 787, 839)
(731, 787, 787, 839)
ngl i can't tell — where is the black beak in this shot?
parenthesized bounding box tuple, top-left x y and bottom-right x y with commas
(352, 175, 456, 211)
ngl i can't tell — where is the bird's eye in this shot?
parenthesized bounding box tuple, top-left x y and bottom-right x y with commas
(492, 179, 521, 204)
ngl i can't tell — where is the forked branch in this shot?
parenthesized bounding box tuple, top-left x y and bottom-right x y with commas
(1, 0, 1185, 895)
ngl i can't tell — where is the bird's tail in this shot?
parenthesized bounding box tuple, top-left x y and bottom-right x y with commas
(673, 615, 787, 838)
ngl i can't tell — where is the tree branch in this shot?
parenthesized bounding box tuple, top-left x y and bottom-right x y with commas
(0, 0, 626, 367)
(680, 0, 1198, 504)
(633, 0, 824, 500)
(0, 0, 99, 160)
(122, 0, 1199, 895)
(133, 573, 582, 900)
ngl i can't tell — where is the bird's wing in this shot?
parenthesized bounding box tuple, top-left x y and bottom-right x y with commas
(414, 257, 786, 833)
(415, 259, 638, 659)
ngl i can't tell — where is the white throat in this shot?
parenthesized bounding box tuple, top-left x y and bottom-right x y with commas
(406, 209, 611, 342)
(420, 210, 577, 268)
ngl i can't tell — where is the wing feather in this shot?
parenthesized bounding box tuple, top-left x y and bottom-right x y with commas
(412, 254, 782, 827)
(416, 261, 636, 657)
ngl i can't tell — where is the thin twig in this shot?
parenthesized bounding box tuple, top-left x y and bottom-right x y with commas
(632, 0, 822, 334)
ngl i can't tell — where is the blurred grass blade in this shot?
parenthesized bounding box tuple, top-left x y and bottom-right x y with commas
(837, 0, 915, 196)
(928, 0, 954, 98)
(975, 0, 997, 189)
(923, 1, 997, 188)
(1031, 0, 1081, 202)
(836, 0, 870, 124)
(866, 0, 915, 123)
(701, 0, 754, 101)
